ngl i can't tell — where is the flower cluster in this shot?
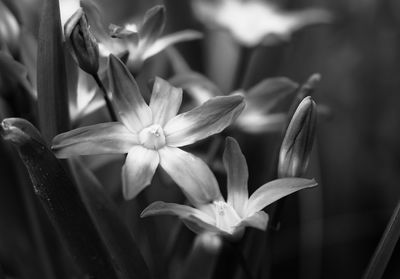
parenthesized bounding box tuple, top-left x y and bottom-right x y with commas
(46, 3, 322, 239)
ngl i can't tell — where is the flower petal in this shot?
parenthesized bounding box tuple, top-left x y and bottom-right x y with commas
(164, 95, 245, 147)
(52, 122, 138, 158)
(108, 54, 152, 132)
(182, 216, 224, 235)
(141, 201, 215, 224)
(122, 145, 159, 200)
(245, 77, 298, 113)
(223, 137, 248, 217)
(169, 71, 222, 105)
(246, 178, 317, 216)
(144, 30, 203, 60)
(159, 147, 222, 206)
(149, 77, 182, 127)
(140, 5, 166, 48)
(236, 211, 269, 231)
(142, 201, 222, 235)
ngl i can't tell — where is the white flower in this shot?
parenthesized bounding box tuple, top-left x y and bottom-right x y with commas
(142, 137, 317, 238)
(192, 0, 331, 47)
(102, 5, 202, 72)
(52, 55, 244, 203)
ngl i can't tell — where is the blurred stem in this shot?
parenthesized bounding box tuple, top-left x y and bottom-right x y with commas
(93, 74, 118, 122)
(214, 241, 254, 279)
(363, 199, 400, 279)
(231, 242, 254, 279)
(233, 46, 253, 90)
(299, 138, 323, 279)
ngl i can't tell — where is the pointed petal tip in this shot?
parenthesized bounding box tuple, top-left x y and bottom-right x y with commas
(140, 201, 164, 218)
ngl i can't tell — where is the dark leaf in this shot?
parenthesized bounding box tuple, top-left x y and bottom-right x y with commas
(37, 0, 70, 144)
(0, 118, 120, 279)
(69, 159, 151, 279)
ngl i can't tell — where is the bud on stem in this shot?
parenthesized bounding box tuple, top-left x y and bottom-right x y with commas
(64, 8, 99, 75)
(278, 96, 317, 178)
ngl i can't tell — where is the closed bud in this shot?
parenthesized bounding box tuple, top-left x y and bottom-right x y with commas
(64, 8, 99, 75)
(278, 96, 317, 178)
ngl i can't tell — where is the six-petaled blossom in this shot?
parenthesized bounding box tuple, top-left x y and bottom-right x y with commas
(141, 137, 317, 239)
(52, 54, 245, 202)
(191, 0, 331, 47)
(102, 5, 202, 73)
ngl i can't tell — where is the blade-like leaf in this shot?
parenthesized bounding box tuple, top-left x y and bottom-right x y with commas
(363, 200, 400, 279)
(0, 118, 119, 279)
(37, 0, 70, 144)
(70, 159, 151, 279)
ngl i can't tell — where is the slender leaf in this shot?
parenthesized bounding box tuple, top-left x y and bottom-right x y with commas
(69, 159, 151, 279)
(363, 200, 400, 279)
(0, 118, 120, 279)
(37, 0, 70, 144)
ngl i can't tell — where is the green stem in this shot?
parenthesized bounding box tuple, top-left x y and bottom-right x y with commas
(93, 74, 118, 122)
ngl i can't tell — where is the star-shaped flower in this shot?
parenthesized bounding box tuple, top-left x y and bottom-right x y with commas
(141, 137, 317, 238)
(52, 55, 244, 203)
(102, 5, 202, 72)
(191, 0, 331, 47)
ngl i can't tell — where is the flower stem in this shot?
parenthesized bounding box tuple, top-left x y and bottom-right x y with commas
(92, 74, 118, 122)
(233, 46, 253, 90)
(363, 199, 400, 279)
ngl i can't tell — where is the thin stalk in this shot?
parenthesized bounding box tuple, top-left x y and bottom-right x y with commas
(233, 46, 253, 90)
(92, 74, 118, 122)
(227, 241, 254, 279)
(363, 199, 400, 279)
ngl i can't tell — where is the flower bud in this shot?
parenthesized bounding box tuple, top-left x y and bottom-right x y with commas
(278, 96, 317, 178)
(64, 8, 99, 75)
(0, 1, 20, 56)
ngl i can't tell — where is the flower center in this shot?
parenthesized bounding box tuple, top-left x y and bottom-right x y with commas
(139, 124, 166, 150)
(212, 201, 241, 234)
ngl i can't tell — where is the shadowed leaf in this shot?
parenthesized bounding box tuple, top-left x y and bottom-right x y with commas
(0, 118, 120, 279)
(70, 159, 151, 279)
(37, 0, 70, 144)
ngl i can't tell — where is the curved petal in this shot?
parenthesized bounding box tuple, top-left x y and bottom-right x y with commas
(182, 216, 225, 235)
(122, 145, 159, 200)
(149, 77, 182, 127)
(246, 77, 298, 113)
(140, 5, 165, 48)
(159, 147, 222, 206)
(52, 122, 138, 158)
(144, 30, 203, 60)
(246, 178, 317, 216)
(223, 137, 248, 217)
(141, 201, 215, 224)
(236, 211, 269, 231)
(169, 71, 221, 105)
(164, 95, 245, 147)
(108, 54, 152, 132)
